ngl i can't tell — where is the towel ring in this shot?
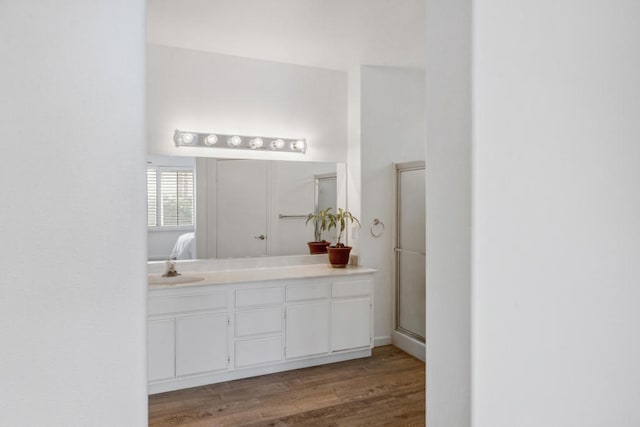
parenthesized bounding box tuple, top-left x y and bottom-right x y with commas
(370, 218, 385, 238)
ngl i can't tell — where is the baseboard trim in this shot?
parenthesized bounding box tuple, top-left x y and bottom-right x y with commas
(148, 348, 372, 395)
(374, 336, 392, 347)
(392, 330, 425, 362)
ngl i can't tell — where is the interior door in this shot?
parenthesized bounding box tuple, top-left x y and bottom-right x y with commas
(216, 160, 268, 258)
(395, 162, 426, 343)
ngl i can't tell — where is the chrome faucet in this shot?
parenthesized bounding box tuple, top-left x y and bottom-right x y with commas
(162, 259, 181, 278)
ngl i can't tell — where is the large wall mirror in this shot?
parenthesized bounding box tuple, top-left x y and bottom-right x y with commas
(147, 154, 342, 261)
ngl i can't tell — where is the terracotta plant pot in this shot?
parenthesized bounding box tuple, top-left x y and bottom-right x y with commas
(327, 246, 352, 268)
(307, 241, 331, 254)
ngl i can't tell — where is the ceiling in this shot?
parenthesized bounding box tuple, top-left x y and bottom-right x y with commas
(147, 0, 425, 71)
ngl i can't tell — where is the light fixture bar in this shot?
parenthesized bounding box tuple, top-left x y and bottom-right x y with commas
(174, 130, 306, 154)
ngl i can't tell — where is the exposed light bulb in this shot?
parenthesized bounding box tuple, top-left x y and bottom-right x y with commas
(205, 134, 218, 146)
(270, 139, 285, 150)
(290, 140, 306, 152)
(174, 130, 306, 154)
(227, 135, 242, 147)
(181, 132, 194, 145)
(249, 138, 264, 149)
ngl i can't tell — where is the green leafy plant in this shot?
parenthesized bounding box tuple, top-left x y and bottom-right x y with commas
(327, 208, 360, 247)
(306, 207, 332, 242)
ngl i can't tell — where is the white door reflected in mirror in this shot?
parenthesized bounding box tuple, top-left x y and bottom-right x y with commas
(216, 159, 269, 258)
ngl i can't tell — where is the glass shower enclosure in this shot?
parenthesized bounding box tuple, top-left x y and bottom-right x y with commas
(394, 161, 426, 358)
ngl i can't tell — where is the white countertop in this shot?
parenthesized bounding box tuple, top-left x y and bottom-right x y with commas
(148, 264, 376, 289)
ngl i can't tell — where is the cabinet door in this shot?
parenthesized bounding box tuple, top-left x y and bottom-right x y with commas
(176, 313, 228, 376)
(331, 298, 371, 351)
(148, 319, 175, 382)
(286, 301, 330, 359)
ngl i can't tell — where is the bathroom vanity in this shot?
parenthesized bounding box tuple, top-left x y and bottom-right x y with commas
(147, 258, 375, 394)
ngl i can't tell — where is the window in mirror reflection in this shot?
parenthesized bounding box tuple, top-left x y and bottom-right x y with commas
(146, 167, 194, 227)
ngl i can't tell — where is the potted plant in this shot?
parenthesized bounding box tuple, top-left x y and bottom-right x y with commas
(326, 208, 360, 268)
(305, 207, 332, 254)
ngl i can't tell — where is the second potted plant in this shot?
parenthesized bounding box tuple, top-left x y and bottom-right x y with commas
(326, 208, 360, 268)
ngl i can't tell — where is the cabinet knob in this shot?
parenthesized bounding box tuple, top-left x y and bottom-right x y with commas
(254, 234, 266, 240)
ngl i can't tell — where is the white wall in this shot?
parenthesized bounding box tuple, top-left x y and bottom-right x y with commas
(473, 1, 640, 426)
(424, 0, 472, 425)
(358, 66, 426, 345)
(147, 44, 348, 163)
(347, 67, 363, 247)
(0, 2, 147, 426)
(148, 230, 188, 261)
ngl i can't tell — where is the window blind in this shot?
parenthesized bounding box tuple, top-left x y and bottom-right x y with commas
(147, 167, 194, 227)
(147, 168, 158, 227)
(160, 170, 194, 226)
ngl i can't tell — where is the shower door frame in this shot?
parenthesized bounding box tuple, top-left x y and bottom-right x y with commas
(393, 161, 426, 352)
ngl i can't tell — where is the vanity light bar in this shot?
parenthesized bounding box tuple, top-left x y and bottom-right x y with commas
(174, 130, 306, 154)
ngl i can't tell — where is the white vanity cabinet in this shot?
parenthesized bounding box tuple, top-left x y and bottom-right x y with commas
(331, 279, 373, 351)
(234, 286, 284, 368)
(147, 288, 230, 385)
(285, 280, 331, 359)
(147, 270, 374, 394)
(176, 313, 229, 376)
(147, 319, 175, 382)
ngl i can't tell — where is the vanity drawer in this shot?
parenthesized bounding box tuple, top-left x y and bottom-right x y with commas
(286, 282, 330, 302)
(235, 307, 283, 337)
(235, 336, 283, 368)
(332, 279, 372, 298)
(148, 291, 227, 316)
(235, 287, 284, 308)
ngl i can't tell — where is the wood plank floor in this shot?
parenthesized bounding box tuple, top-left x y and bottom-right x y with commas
(148, 346, 425, 426)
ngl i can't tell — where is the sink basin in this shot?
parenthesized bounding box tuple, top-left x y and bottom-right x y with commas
(148, 275, 205, 285)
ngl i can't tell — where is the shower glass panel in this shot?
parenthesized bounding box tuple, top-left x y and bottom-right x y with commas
(395, 162, 426, 342)
(316, 174, 337, 214)
(315, 174, 337, 242)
